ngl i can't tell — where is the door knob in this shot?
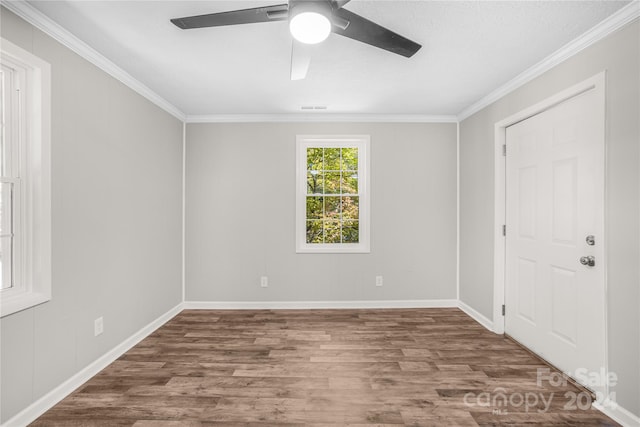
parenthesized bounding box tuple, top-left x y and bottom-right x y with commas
(580, 256, 595, 267)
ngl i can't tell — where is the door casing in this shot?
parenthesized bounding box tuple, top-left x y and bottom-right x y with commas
(491, 71, 608, 390)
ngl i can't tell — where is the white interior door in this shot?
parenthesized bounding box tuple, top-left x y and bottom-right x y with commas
(505, 87, 606, 395)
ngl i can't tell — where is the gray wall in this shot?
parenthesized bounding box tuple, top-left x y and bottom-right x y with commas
(2, 1, 636, 422)
(0, 8, 184, 423)
(459, 21, 640, 416)
(186, 122, 457, 303)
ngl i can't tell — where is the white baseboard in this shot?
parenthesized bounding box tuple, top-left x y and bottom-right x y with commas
(455, 302, 640, 427)
(1, 302, 184, 427)
(593, 399, 640, 427)
(183, 299, 458, 310)
(457, 300, 495, 332)
(6, 298, 636, 427)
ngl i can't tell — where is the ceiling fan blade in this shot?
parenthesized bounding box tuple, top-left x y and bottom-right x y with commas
(291, 41, 313, 81)
(331, 8, 421, 58)
(171, 4, 289, 29)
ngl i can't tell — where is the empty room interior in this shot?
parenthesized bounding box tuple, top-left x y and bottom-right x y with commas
(0, 0, 639, 426)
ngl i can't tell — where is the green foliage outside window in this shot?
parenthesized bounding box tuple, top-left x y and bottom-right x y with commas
(305, 147, 359, 244)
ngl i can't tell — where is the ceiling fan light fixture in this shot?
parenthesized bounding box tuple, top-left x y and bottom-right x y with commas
(289, 8, 331, 44)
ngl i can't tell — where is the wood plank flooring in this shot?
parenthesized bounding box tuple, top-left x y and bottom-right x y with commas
(32, 308, 619, 426)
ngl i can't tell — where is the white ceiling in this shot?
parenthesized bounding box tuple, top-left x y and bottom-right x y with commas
(25, 0, 630, 117)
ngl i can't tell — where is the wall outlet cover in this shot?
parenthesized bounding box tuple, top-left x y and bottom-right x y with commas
(94, 317, 104, 336)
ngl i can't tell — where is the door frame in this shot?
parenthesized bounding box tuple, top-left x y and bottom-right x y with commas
(491, 72, 608, 384)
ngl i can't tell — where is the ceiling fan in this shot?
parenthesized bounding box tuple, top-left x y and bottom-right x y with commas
(170, 0, 422, 80)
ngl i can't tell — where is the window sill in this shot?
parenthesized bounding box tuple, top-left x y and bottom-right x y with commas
(296, 243, 371, 254)
(1, 291, 51, 317)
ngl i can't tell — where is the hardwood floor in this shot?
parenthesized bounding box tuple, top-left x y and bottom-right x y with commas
(32, 308, 619, 426)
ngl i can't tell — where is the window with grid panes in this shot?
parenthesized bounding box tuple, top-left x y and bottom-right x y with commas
(1, 38, 51, 317)
(296, 136, 370, 253)
(1, 56, 21, 294)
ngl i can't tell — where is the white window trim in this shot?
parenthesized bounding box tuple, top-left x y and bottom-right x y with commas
(296, 135, 370, 253)
(0, 38, 52, 317)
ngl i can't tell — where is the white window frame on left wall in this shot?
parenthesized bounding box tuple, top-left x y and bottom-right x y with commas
(0, 38, 52, 317)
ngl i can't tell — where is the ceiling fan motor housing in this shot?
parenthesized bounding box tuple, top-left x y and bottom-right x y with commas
(289, 0, 334, 18)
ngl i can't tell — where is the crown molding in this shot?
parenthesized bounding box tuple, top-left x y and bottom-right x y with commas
(457, 1, 640, 121)
(186, 114, 458, 123)
(3, 0, 637, 124)
(1, 0, 186, 122)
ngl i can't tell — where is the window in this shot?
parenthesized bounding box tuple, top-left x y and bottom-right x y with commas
(296, 135, 370, 253)
(0, 38, 51, 317)
(1, 58, 19, 294)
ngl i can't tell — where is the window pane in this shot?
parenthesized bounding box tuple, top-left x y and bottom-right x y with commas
(307, 148, 323, 171)
(0, 182, 12, 236)
(307, 171, 323, 194)
(341, 147, 358, 171)
(324, 196, 341, 219)
(324, 148, 340, 170)
(342, 172, 358, 194)
(0, 235, 11, 289)
(324, 220, 341, 243)
(0, 182, 12, 290)
(342, 196, 359, 220)
(324, 172, 341, 194)
(342, 220, 359, 243)
(0, 67, 7, 178)
(306, 220, 323, 244)
(306, 196, 323, 219)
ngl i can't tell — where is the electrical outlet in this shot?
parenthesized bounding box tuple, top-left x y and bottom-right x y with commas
(260, 276, 269, 288)
(375, 276, 383, 287)
(94, 317, 104, 336)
